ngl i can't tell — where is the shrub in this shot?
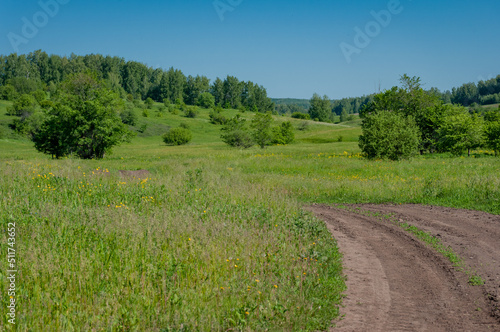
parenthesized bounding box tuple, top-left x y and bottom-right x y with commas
(7, 94, 38, 116)
(142, 109, 149, 117)
(292, 112, 310, 120)
(221, 115, 254, 148)
(120, 108, 138, 126)
(162, 127, 192, 146)
(179, 122, 190, 129)
(0, 84, 18, 101)
(359, 111, 421, 160)
(145, 97, 154, 109)
(184, 107, 198, 118)
(209, 110, 227, 125)
(272, 121, 295, 145)
(137, 124, 148, 133)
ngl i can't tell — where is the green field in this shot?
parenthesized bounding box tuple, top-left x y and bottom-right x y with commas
(1, 101, 499, 330)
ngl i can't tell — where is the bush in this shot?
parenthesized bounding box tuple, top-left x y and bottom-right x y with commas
(7, 94, 38, 116)
(184, 107, 198, 118)
(272, 121, 295, 145)
(197, 92, 215, 109)
(145, 97, 154, 109)
(359, 111, 421, 160)
(162, 127, 192, 146)
(142, 109, 149, 117)
(120, 108, 138, 126)
(221, 115, 254, 148)
(0, 85, 18, 101)
(209, 110, 227, 125)
(291, 112, 310, 120)
(179, 122, 190, 129)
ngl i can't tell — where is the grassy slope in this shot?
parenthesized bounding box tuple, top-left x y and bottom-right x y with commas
(0, 101, 499, 330)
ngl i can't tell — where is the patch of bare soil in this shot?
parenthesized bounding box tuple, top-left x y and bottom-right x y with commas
(307, 204, 500, 331)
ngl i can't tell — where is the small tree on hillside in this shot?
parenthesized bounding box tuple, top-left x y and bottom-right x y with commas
(272, 121, 295, 145)
(359, 111, 421, 160)
(221, 115, 254, 148)
(251, 112, 273, 148)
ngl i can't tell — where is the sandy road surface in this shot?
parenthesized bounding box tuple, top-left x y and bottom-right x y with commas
(308, 204, 500, 331)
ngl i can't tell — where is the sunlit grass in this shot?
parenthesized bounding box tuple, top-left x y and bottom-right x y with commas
(0, 100, 499, 330)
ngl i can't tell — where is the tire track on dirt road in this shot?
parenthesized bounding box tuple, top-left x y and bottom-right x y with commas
(307, 204, 500, 331)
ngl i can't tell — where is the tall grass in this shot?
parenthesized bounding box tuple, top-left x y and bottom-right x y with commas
(0, 157, 344, 331)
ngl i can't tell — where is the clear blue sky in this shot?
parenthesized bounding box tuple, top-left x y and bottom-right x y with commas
(1, 0, 499, 99)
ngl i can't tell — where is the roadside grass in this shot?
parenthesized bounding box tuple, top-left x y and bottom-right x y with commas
(0, 155, 345, 331)
(0, 100, 499, 330)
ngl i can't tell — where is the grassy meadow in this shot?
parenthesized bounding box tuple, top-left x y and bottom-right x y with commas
(0, 100, 499, 331)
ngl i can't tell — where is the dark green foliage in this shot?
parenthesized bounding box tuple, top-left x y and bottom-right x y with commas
(7, 94, 38, 116)
(0, 84, 18, 101)
(251, 112, 274, 148)
(209, 109, 227, 125)
(31, 90, 47, 104)
(291, 112, 310, 120)
(331, 95, 374, 116)
(179, 122, 190, 130)
(272, 121, 295, 145)
(162, 127, 192, 146)
(120, 108, 138, 126)
(7, 76, 41, 95)
(184, 107, 198, 118)
(185, 75, 210, 105)
(308, 94, 331, 122)
(221, 115, 254, 148)
(32, 73, 133, 159)
(359, 111, 421, 160)
(145, 97, 154, 109)
(197, 92, 215, 109)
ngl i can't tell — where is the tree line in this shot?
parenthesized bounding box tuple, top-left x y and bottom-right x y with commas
(0, 50, 274, 112)
(277, 75, 500, 123)
(358, 75, 500, 160)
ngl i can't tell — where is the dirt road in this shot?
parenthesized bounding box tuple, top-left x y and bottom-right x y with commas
(307, 204, 500, 331)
